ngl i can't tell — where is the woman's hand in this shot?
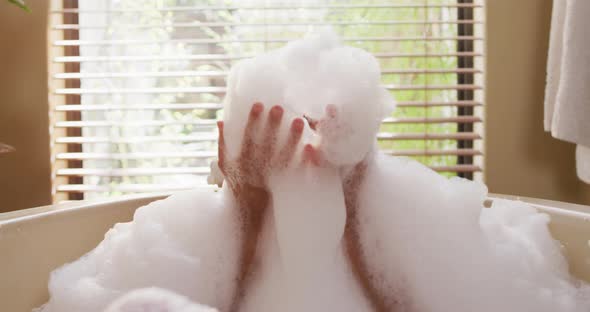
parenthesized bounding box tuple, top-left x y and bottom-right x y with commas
(218, 103, 305, 208)
(217, 102, 304, 311)
(303, 106, 389, 312)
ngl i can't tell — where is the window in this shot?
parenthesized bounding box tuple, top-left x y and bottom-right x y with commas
(49, 0, 485, 202)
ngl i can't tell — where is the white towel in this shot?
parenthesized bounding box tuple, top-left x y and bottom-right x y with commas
(577, 146, 590, 184)
(544, 0, 590, 183)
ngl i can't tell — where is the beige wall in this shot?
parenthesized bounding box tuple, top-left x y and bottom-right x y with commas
(485, 0, 590, 205)
(0, 0, 52, 212)
(0, 0, 588, 211)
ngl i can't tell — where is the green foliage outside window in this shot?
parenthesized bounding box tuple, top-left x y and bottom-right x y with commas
(75, 0, 467, 197)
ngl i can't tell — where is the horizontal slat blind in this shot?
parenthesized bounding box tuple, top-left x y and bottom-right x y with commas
(49, 0, 485, 201)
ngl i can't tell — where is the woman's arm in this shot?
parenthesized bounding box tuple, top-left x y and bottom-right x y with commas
(305, 106, 390, 311)
(341, 160, 392, 312)
(306, 113, 391, 310)
(217, 103, 304, 311)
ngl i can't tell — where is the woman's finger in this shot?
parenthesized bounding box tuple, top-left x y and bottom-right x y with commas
(304, 115, 319, 131)
(273, 118, 304, 169)
(302, 144, 322, 167)
(260, 105, 284, 164)
(217, 121, 226, 173)
(240, 102, 264, 161)
(317, 104, 339, 133)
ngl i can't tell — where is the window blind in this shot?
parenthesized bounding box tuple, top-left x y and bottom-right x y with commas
(49, 0, 485, 202)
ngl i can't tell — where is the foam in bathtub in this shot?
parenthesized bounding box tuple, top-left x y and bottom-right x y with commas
(40, 189, 241, 311)
(40, 31, 590, 312)
(357, 154, 590, 311)
(104, 288, 217, 312)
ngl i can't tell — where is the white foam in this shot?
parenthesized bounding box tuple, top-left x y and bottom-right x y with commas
(223, 30, 393, 166)
(357, 154, 590, 311)
(40, 189, 241, 312)
(40, 31, 590, 312)
(104, 287, 217, 312)
(265, 166, 368, 311)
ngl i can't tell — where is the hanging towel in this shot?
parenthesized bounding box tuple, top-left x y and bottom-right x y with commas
(544, 0, 590, 183)
(577, 146, 590, 184)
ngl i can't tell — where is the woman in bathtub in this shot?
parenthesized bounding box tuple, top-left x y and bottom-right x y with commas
(218, 102, 396, 312)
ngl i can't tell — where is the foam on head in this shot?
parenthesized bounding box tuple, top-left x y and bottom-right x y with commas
(223, 30, 394, 166)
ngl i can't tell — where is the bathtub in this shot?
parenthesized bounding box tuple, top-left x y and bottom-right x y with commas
(0, 192, 589, 312)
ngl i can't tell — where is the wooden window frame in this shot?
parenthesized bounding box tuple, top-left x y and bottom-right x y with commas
(457, 0, 476, 180)
(62, 0, 83, 200)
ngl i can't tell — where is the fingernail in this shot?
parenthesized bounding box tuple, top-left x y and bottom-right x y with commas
(251, 102, 264, 116)
(270, 105, 284, 119)
(292, 118, 304, 133)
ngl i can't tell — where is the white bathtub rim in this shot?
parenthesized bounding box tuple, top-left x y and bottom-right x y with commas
(1, 191, 589, 228)
(0, 192, 171, 226)
(488, 193, 590, 220)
